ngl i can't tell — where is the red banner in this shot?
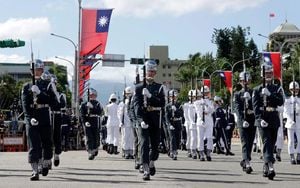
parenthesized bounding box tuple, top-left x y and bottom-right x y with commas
(262, 52, 281, 81)
(219, 71, 232, 94)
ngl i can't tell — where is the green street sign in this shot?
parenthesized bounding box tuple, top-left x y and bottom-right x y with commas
(0, 39, 25, 48)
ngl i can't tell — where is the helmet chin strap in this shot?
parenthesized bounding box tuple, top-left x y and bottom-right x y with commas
(146, 77, 154, 83)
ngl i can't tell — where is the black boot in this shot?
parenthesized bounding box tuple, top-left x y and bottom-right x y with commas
(263, 163, 268, 177)
(30, 163, 39, 181)
(54, 154, 60, 167)
(108, 144, 114, 154)
(114, 146, 119, 155)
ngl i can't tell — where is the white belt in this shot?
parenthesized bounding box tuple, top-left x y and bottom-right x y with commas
(30, 104, 49, 109)
(147, 106, 161, 111)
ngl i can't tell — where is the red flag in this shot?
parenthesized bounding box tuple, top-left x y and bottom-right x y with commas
(203, 79, 211, 87)
(80, 9, 113, 56)
(219, 71, 232, 94)
(79, 65, 92, 97)
(262, 52, 281, 81)
(269, 13, 275, 17)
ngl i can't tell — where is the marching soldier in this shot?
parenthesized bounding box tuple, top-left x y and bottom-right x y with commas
(80, 88, 103, 160)
(118, 86, 135, 159)
(49, 74, 66, 167)
(183, 90, 193, 158)
(165, 89, 183, 160)
(252, 60, 284, 180)
(234, 71, 256, 174)
(105, 93, 120, 155)
(133, 60, 165, 180)
(283, 81, 300, 164)
(22, 59, 59, 180)
(212, 96, 234, 156)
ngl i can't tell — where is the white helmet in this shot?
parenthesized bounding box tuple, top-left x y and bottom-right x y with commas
(34, 59, 44, 69)
(289, 81, 299, 90)
(109, 93, 117, 101)
(214, 95, 222, 102)
(193, 89, 200, 97)
(89, 88, 97, 96)
(125, 86, 133, 94)
(239, 71, 251, 81)
(145, 60, 157, 72)
(168, 89, 178, 97)
(200, 86, 210, 93)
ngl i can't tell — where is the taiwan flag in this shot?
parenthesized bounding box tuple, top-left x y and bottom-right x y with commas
(219, 71, 232, 94)
(80, 9, 113, 57)
(262, 52, 281, 81)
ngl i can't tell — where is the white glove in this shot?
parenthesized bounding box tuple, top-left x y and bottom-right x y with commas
(260, 119, 268, 127)
(242, 121, 249, 128)
(171, 105, 177, 111)
(225, 125, 231, 130)
(142, 88, 152, 98)
(170, 125, 175, 130)
(85, 122, 91, 127)
(199, 120, 205, 127)
(141, 121, 148, 129)
(262, 88, 271, 96)
(243, 92, 251, 100)
(31, 85, 40, 95)
(125, 99, 130, 105)
(30, 118, 39, 126)
(119, 123, 124, 127)
(86, 102, 93, 109)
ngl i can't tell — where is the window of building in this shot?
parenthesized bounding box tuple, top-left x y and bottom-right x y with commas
(168, 73, 172, 77)
(162, 65, 166, 69)
(163, 73, 166, 77)
(168, 65, 171, 69)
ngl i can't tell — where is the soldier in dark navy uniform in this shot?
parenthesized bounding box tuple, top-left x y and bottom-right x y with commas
(133, 60, 165, 181)
(49, 74, 66, 167)
(80, 88, 103, 160)
(165, 89, 183, 160)
(252, 59, 284, 180)
(22, 59, 60, 181)
(234, 71, 256, 174)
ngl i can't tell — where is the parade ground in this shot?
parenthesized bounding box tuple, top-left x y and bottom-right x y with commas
(1, 142, 299, 188)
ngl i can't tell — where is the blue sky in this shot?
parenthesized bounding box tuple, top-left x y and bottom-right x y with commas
(0, 0, 299, 101)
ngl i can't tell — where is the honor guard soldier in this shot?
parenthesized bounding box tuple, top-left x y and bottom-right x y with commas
(118, 86, 135, 159)
(212, 96, 235, 156)
(80, 88, 103, 160)
(234, 71, 256, 174)
(105, 93, 120, 155)
(21, 59, 60, 181)
(165, 89, 183, 160)
(194, 86, 214, 161)
(283, 81, 300, 164)
(49, 74, 66, 167)
(252, 59, 284, 180)
(133, 60, 165, 180)
(183, 90, 193, 158)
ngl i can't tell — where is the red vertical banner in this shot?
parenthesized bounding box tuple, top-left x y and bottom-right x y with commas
(203, 79, 211, 87)
(262, 52, 281, 81)
(219, 71, 232, 94)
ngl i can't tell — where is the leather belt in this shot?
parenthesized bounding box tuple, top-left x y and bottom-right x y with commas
(30, 104, 49, 109)
(52, 111, 61, 114)
(246, 109, 254, 114)
(87, 114, 100, 117)
(172, 117, 182, 121)
(147, 106, 161, 111)
(260, 107, 277, 112)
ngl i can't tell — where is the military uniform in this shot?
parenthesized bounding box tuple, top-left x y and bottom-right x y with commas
(133, 79, 165, 180)
(80, 98, 103, 159)
(234, 88, 256, 173)
(165, 100, 183, 160)
(252, 83, 284, 179)
(22, 68, 59, 180)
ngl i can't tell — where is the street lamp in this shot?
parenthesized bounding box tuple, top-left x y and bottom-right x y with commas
(51, 33, 78, 116)
(55, 56, 75, 112)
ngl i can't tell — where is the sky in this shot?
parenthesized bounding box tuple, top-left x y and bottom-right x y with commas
(0, 0, 299, 101)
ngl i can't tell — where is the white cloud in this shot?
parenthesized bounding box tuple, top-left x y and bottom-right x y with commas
(91, 62, 136, 84)
(85, 0, 268, 17)
(0, 54, 28, 63)
(0, 17, 51, 40)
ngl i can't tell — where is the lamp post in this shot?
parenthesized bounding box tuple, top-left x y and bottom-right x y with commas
(55, 56, 75, 112)
(51, 33, 78, 116)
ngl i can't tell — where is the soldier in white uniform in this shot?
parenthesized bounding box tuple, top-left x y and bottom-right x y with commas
(183, 90, 193, 158)
(188, 89, 200, 159)
(118, 86, 135, 159)
(283, 81, 300, 164)
(194, 86, 214, 161)
(105, 93, 120, 155)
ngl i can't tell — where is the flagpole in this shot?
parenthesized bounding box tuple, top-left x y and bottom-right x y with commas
(75, 0, 82, 118)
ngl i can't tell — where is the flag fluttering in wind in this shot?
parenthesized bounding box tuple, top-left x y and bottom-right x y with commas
(262, 52, 281, 81)
(79, 8, 113, 97)
(219, 71, 232, 94)
(269, 13, 275, 18)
